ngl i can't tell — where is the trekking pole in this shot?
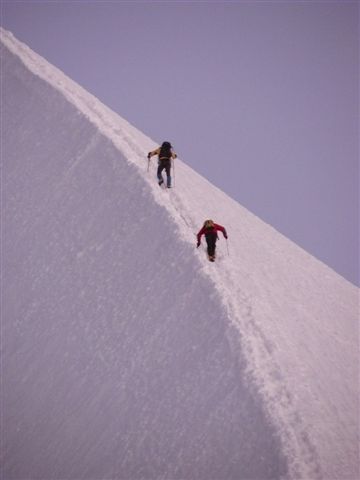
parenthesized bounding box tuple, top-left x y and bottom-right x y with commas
(172, 158, 176, 187)
(226, 238, 230, 256)
(147, 157, 150, 173)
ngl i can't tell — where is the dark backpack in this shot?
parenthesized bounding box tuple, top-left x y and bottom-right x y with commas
(159, 142, 172, 160)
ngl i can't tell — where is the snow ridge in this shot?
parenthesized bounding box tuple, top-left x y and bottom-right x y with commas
(2, 27, 359, 480)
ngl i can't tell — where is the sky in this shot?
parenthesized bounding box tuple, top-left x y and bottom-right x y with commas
(1, 0, 358, 286)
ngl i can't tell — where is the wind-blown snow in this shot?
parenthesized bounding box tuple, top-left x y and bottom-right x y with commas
(1, 28, 359, 480)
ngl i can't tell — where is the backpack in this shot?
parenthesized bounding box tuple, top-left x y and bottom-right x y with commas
(159, 142, 172, 160)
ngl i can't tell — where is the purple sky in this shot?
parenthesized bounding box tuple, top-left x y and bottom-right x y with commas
(1, 1, 358, 286)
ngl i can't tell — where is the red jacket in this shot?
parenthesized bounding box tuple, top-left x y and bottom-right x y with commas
(197, 223, 227, 243)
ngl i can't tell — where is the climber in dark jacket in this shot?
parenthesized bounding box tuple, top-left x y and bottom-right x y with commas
(197, 219, 228, 262)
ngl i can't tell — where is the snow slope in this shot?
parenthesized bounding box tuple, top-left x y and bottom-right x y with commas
(1, 28, 359, 480)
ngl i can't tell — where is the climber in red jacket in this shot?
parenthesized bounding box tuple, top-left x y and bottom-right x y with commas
(197, 219, 228, 262)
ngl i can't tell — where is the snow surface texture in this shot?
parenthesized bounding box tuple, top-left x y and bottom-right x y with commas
(1, 28, 359, 480)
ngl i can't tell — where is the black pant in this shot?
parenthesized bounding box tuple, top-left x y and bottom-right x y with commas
(157, 159, 171, 186)
(205, 233, 217, 257)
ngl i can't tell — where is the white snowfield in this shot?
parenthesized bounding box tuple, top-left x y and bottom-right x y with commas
(1, 28, 359, 480)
